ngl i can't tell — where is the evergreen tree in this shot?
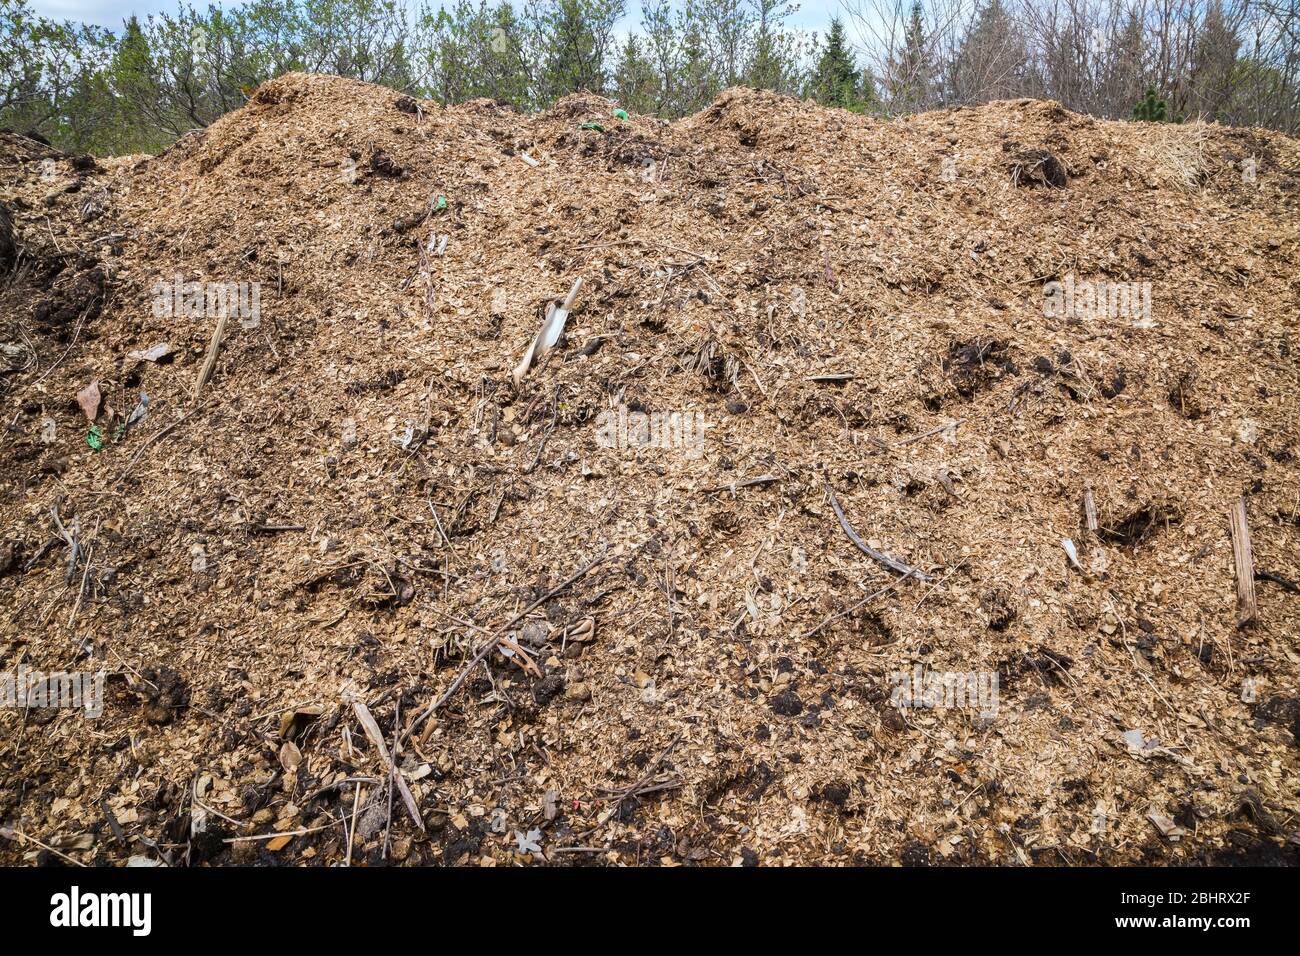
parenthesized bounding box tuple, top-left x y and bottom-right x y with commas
(1188, 0, 1241, 121)
(949, 0, 1026, 104)
(1132, 86, 1170, 121)
(810, 17, 869, 110)
(613, 32, 658, 114)
(107, 15, 165, 149)
(744, 0, 800, 93)
(887, 2, 931, 114)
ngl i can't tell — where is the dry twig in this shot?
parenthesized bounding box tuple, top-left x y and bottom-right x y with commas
(824, 482, 933, 581)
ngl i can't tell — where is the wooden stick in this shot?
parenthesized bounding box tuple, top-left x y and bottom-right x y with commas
(1083, 484, 1098, 533)
(700, 474, 780, 495)
(1228, 497, 1257, 628)
(824, 482, 933, 581)
(345, 782, 361, 866)
(0, 828, 88, 867)
(222, 822, 338, 844)
(68, 544, 93, 627)
(602, 734, 682, 808)
(50, 504, 78, 583)
(349, 698, 424, 830)
(494, 633, 542, 677)
(383, 702, 400, 858)
(193, 310, 229, 403)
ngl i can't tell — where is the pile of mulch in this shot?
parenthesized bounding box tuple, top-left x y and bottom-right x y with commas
(0, 73, 1297, 866)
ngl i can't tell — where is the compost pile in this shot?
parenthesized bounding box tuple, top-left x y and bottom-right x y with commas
(1, 73, 1297, 866)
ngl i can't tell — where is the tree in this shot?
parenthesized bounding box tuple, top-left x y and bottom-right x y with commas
(3, 0, 1297, 156)
(699, 0, 753, 88)
(640, 0, 681, 113)
(486, 3, 535, 105)
(811, 17, 872, 110)
(744, 0, 802, 93)
(1098, 9, 1148, 116)
(673, 0, 719, 113)
(106, 15, 165, 149)
(886, 2, 932, 113)
(949, 0, 1026, 104)
(1132, 86, 1172, 121)
(1187, 0, 1242, 121)
(1, 0, 55, 120)
(1, 0, 111, 142)
(298, 0, 413, 86)
(613, 32, 658, 113)
(538, 0, 624, 99)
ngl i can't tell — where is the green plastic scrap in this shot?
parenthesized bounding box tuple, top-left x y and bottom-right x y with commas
(87, 425, 105, 451)
(579, 122, 605, 132)
(612, 109, 629, 121)
(433, 195, 448, 211)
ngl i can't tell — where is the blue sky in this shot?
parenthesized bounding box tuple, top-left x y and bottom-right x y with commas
(30, 0, 844, 32)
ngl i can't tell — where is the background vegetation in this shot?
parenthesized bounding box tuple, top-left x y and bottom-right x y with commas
(1, 0, 1296, 154)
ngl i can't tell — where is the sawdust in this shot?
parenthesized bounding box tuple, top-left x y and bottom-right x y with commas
(0, 74, 1298, 866)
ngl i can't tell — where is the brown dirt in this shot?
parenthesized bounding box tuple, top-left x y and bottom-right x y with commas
(0, 73, 1297, 866)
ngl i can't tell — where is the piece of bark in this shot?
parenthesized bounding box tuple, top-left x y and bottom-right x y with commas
(512, 277, 582, 386)
(1228, 497, 1257, 628)
(76, 381, 101, 421)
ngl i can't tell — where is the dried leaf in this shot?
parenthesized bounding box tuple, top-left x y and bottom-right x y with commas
(514, 827, 542, 853)
(279, 740, 302, 771)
